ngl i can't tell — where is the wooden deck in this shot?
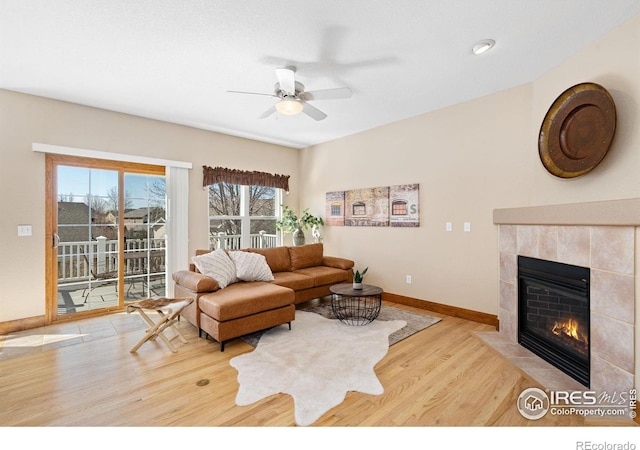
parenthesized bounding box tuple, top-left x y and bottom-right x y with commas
(57, 276, 166, 314)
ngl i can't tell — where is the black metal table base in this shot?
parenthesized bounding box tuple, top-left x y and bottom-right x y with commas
(329, 284, 383, 326)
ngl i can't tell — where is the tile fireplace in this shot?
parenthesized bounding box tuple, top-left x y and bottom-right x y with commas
(490, 200, 637, 394)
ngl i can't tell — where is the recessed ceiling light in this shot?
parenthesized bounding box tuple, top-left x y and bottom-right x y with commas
(472, 39, 496, 55)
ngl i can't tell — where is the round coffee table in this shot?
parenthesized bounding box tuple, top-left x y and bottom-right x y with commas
(329, 283, 383, 326)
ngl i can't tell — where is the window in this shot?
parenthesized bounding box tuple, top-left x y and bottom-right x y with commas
(352, 202, 366, 216)
(208, 182, 281, 250)
(392, 200, 408, 215)
(331, 203, 342, 216)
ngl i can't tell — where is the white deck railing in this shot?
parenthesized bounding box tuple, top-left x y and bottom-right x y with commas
(57, 237, 166, 282)
(58, 233, 277, 282)
(209, 231, 277, 250)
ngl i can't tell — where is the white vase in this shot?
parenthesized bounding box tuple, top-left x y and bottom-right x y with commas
(312, 224, 322, 243)
(352, 282, 363, 290)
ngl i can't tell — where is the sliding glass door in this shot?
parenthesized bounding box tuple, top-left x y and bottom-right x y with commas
(122, 173, 167, 303)
(47, 155, 166, 321)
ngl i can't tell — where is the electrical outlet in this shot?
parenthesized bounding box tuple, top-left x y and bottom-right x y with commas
(406, 275, 412, 284)
(445, 222, 452, 232)
(464, 222, 471, 232)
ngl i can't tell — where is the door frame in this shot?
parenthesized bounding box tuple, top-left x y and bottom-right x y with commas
(45, 154, 165, 324)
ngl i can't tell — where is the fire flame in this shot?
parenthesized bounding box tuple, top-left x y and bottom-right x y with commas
(551, 318, 588, 344)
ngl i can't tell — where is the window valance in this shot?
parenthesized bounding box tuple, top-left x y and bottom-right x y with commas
(202, 165, 290, 193)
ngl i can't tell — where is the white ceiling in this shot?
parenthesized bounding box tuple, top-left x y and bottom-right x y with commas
(2, 1, 640, 149)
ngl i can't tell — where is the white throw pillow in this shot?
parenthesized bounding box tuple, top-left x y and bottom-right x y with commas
(229, 251, 274, 282)
(191, 249, 238, 289)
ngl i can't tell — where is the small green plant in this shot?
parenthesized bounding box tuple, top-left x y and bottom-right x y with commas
(276, 205, 324, 234)
(353, 267, 368, 283)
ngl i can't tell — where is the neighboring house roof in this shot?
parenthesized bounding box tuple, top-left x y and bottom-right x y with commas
(58, 201, 90, 225)
(124, 208, 149, 220)
(124, 207, 166, 223)
(57, 201, 117, 242)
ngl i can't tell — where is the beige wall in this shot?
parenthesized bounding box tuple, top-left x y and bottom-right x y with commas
(0, 91, 298, 322)
(300, 85, 531, 315)
(530, 13, 640, 205)
(300, 13, 640, 315)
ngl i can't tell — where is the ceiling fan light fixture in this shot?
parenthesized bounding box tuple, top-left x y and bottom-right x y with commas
(472, 39, 495, 55)
(276, 97, 304, 115)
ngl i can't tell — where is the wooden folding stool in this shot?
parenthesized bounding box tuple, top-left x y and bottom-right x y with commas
(126, 297, 194, 353)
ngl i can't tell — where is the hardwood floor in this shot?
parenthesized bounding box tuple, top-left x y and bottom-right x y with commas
(0, 301, 635, 430)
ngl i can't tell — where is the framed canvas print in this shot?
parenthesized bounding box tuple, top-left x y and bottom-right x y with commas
(325, 191, 345, 226)
(345, 186, 389, 227)
(390, 183, 419, 227)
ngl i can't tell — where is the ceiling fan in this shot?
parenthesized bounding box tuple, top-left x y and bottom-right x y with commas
(227, 67, 352, 121)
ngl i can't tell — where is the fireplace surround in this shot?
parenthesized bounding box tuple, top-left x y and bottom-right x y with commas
(490, 199, 637, 394)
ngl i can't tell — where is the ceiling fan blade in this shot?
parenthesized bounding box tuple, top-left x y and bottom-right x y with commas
(275, 68, 296, 95)
(302, 102, 327, 121)
(302, 87, 352, 101)
(258, 106, 276, 119)
(227, 90, 276, 98)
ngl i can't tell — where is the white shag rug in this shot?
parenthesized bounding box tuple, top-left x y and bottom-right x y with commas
(229, 310, 406, 426)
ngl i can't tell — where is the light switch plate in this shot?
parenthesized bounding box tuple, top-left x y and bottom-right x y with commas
(464, 222, 471, 232)
(445, 222, 452, 232)
(18, 225, 32, 236)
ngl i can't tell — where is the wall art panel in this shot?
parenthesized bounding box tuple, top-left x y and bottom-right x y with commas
(325, 183, 419, 227)
(325, 191, 345, 226)
(390, 183, 419, 227)
(345, 186, 390, 227)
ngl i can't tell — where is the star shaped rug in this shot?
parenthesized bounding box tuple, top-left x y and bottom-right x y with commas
(230, 310, 408, 426)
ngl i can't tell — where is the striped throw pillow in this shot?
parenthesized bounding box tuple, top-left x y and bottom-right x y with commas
(229, 251, 274, 282)
(191, 249, 238, 289)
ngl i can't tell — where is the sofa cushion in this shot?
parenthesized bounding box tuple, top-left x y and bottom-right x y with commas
(288, 243, 324, 271)
(322, 256, 355, 270)
(199, 282, 294, 322)
(271, 271, 315, 291)
(191, 249, 238, 289)
(246, 246, 291, 272)
(172, 270, 220, 293)
(294, 266, 350, 287)
(228, 251, 274, 282)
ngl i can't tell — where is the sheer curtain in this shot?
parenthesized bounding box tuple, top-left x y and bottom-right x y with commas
(165, 165, 190, 296)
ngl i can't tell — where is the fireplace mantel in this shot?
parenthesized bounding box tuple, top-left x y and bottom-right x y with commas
(494, 198, 640, 226)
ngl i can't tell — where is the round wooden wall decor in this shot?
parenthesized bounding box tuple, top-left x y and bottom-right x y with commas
(538, 82, 616, 178)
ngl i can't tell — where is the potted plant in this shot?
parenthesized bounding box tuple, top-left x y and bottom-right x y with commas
(276, 205, 324, 246)
(352, 267, 368, 290)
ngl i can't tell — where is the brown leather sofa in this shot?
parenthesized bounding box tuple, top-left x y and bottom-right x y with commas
(172, 243, 354, 350)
